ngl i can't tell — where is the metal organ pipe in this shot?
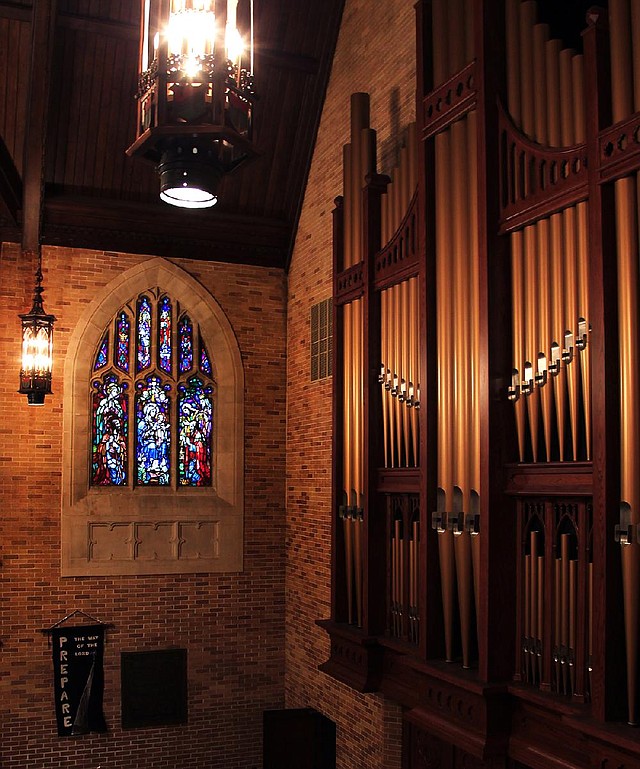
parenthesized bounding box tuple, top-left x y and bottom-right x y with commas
(533, 23, 553, 462)
(559, 47, 581, 462)
(451, 78, 474, 670)
(378, 121, 420, 641)
(519, 1, 541, 463)
(505, 1, 594, 699)
(506, 0, 526, 461)
(431, 0, 478, 667)
(433, 0, 456, 662)
(506, 0, 590, 465)
(572, 54, 591, 461)
(610, 0, 640, 727)
(468, 108, 481, 625)
(545, 37, 568, 462)
(340, 93, 375, 629)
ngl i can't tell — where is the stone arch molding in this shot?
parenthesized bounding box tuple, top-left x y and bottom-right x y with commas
(61, 257, 244, 576)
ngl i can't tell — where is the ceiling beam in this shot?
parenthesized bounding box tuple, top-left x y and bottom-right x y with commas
(58, 10, 138, 40)
(0, 4, 136, 39)
(21, 0, 57, 252)
(43, 193, 290, 269)
(258, 47, 319, 75)
(0, 2, 30, 23)
(0, 133, 22, 229)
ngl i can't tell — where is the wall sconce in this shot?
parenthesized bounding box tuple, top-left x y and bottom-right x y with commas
(19, 252, 55, 405)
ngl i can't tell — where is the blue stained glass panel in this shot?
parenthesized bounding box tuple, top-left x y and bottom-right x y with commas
(95, 334, 109, 370)
(135, 375, 171, 485)
(116, 312, 131, 373)
(137, 296, 152, 372)
(179, 315, 194, 373)
(199, 337, 212, 375)
(178, 377, 213, 486)
(159, 296, 172, 374)
(91, 375, 128, 486)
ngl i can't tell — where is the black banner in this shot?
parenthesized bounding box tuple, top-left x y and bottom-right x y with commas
(51, 625, 107, 737)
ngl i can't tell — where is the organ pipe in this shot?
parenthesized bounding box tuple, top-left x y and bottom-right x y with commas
(431, 0, 478, 667)
(546, 36, 568, 462)
(519, 1, 541, 462)
(340, 93, 376, 628)
(572, 54, 591, 461)
(559, 47, 581, 462)
(434, 0, 456, 654)
(610, 0, 640, 726)
(506, 0, 526, 460)
(505, 0, 590, 465)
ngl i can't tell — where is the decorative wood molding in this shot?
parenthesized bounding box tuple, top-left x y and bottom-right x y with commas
(334, 262, 365, 304)
(504, 463, 593, 497)
(509, 693, 640, 769)
(377, 467, 420, 494)
(389, 656, 510, 759)
(373, 191, 419, 290)
(598, 110, 640, 184)
(421, 61, 477, 140)
(316, 620, 383, 693)
(497, 103, 589, 234)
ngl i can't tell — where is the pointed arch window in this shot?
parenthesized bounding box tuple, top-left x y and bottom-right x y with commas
(90, 289, 215, 490)
(63, 258, 244, 577)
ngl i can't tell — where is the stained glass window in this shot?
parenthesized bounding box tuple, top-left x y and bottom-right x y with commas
(116, 312, 131, 373)
(91, 289, 214, 490)
(137, 295, 152, 372)
(91, 374, 128, 486)
(200, 336, 212, 376)
(178, 377, 213, 486)
(95, 334, 109, 371)
(159, 296, 172, 374)
(179, 315, 194, 374)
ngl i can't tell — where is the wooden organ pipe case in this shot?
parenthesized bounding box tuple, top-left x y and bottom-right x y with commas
(319, 1, 640, 768)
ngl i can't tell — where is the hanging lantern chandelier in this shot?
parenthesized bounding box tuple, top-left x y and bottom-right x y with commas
(19, 250, 56, 406)
(126, 0, 256, 209)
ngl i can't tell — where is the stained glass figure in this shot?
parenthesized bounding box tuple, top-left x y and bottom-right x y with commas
(91, 374, 128, 486)
(135, 375, 171, 485)
(137, 295, 152, 372)
(179, 315, 194, 373)
(199, 336, 212, 375)
(159, 295, 172, 374)
(178, 377, 213, 486)
(95, 334, 109, 371)
(116, 312, 131, 373)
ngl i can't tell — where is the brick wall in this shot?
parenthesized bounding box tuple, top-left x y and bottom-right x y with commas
(1, 0, 419, 765)
(285, 0, 416, 767)
(0, 243, 287, 769)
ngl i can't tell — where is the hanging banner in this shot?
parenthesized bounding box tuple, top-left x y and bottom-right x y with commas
(51, 625, 107, 737)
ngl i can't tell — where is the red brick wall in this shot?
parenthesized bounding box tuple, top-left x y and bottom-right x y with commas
(285, 0, 416, 767)
(0, 243, 287, 769)
(2, 1, 419, 765)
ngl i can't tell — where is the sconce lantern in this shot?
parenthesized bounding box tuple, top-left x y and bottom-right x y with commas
(126, 0, 256, 209)
(19, 255, 55, 406)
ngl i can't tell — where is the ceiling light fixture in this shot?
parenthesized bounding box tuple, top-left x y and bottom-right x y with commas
(127, 0, 256, 209)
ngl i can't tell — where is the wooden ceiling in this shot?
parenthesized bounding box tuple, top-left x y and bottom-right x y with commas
(0, 0, 345, 268)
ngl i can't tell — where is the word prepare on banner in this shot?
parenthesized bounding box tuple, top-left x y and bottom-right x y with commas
(51, 625, 107, 737)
